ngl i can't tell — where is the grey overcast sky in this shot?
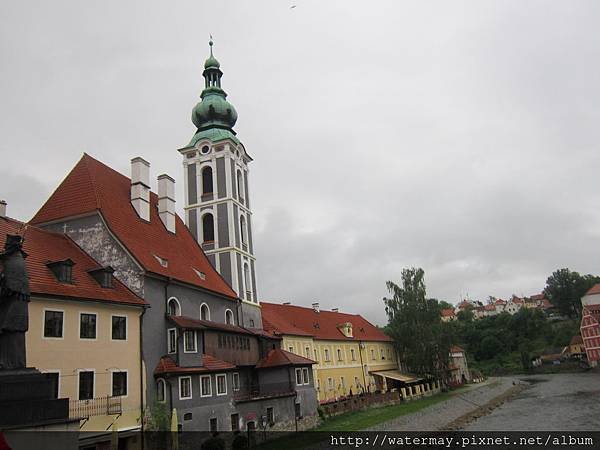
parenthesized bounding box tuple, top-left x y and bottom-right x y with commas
(1, 1, 600, 325)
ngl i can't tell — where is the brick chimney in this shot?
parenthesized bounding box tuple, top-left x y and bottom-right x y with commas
(157, 174, 176, 233)
(131, 157, 150, 221)
(312, 302, 320, 313)
(0, 200, 6, 218)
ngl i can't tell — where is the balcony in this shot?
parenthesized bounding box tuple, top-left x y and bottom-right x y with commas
(233, 382, 295, 403)
(69, 396, 122, 420)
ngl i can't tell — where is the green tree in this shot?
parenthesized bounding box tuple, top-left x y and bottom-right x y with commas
(437, 300, 454, 311)
(543, 269, 600, 318)
(456, 309, 474, 322)
(383, 268, 451, 379)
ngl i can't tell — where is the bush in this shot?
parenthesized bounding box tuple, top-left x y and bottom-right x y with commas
(201, 436, 226, 450)
(232, 434, 249, 450)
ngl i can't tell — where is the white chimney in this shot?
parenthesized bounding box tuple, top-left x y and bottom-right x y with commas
(312, 302, 320, 313)
(131, 157, 150, 221)
(0, 200, 6, 218)
(157, 174, 176, 233)
(331, 308, 338, 312)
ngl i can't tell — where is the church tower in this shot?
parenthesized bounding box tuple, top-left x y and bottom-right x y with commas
(178, 40, 261, 328)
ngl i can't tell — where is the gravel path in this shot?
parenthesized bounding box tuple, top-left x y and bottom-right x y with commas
(367, 377, 519, 431)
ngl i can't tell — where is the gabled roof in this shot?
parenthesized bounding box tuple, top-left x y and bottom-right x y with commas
(585, 283, 600, 296)
(450, 345, 465, 353)
(494, 299, 507, 305)
(154, 354, 236, 375)
(530, 293, 546, 301)
(440, 308, 455, 317)
(255, 349, 315, 369)
(0, 217, 145, 306)
(457, 300, 471, 309)
(30, 154, 237, 300)
(168, 315, 254, 336)
(484, 304, 496, 311)
(260, 302, 392, 342)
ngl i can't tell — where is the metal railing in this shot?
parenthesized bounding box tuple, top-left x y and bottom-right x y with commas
(69, 395, 122, 420)
(233, 382, 295, 402)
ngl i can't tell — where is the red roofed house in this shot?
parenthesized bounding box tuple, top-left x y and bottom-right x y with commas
(261, 302, 398, 402)
(440, 308, 456, 322)
(0, 214, 147, 446)
(580, 284, 600, 367)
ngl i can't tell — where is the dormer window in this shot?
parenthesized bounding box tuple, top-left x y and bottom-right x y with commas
(337, 322, 353, 338)
(154, 255, 168, 268)
(46, 259, 74, 283)
(87, 266, 114, 288)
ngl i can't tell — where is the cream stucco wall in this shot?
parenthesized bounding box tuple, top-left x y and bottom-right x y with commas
(26, 297, 144, 426)
(283, 336, 397, 402)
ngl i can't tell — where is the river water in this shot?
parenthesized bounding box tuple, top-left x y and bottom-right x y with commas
(464, 372, 600, 431)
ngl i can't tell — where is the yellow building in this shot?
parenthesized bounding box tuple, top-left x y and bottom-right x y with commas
(1, 217, 147, 449)
(261, 302, 398, 402)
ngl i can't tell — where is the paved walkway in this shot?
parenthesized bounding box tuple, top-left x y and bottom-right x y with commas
(367, 377, 518, 431)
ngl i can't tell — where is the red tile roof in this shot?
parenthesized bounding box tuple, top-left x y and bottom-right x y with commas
(0, 217, 145, 306)
(30, 154, 237, 300)
(440, 308, 455, 317)
(154, 354, 236, 375)
(585, 283, 600, 296)
(494, 299, 507, 305)
(450, 345, 465, 353)
(260, 302, 392, 342)
(484, 304, 496, 311)
(168, 315, 254, 335)
(255, 349, 315, 369)
(530, 293, 546, 301)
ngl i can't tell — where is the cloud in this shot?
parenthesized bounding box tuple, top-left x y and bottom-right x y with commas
(2, 1, 600, 325)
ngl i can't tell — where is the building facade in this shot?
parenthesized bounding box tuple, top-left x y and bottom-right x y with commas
(261, 302, 398, 403)
(580, 284, 600, 367)
(0, 214, 147, 449)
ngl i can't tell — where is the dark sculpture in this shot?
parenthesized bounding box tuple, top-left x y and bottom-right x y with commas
(0, 234, 30, 370)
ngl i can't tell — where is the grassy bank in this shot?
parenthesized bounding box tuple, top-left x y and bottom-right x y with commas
(258, 386, 470, 450)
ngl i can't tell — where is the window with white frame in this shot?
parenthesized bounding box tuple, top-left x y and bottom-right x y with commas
(324, 348, 330, 361)
(44, 310, 63, 338)
(371, 349, 375, 360)
(337, 349, 343, 361)
(168, 328, 177, 354)
(112, 371, 127, 397)
(157, 379, 166, 402)
(232, 372, 240, 391)
(225, 309, 234, 325)
(327, 377, 334, 390)
(200, 375, 212, 397)
(216, 374, 227, 396)
(111, 316, 127, 340)
(200, 303, 210, 321)
(302, 367, 309, 385)
(184, 330, 197, 352)
(314, 348, 319, 362)
(305, 347, 310, 358)
(179, 376, 192, 400)
(79, 313, 96, 339)
(295, 368, 303, 386)
(167, 298, 180, 316)
(266, 407, 274, 425)
(350, 348, 356, 361)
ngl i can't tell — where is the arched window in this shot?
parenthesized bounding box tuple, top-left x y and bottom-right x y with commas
(225, 309, 234, 325)
(157, 379, 166, 402)
(202, 213, 214, 243)
(167, 297, 180, 316)
(237, 170, 244, 202)
(200, 303, 210, 321)
(202, 166, 213, 195)
(240, 215, 247, 248)
(243, 263, 252, 301)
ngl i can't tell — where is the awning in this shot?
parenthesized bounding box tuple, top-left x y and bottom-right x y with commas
(370, 370, 422, 383)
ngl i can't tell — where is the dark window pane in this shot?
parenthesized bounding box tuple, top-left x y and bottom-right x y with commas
(209, 417, 217, 433)
(231, 413, 239, 431)
(80, 314, 96, 339)
(79, 371, 94, 400)
(202, 214, 214, 242)
(46, 373, 59, 399)
(112, 316, 126, 340)
(112, 372, 127, 397)
(44, 311, 63, 338)
(202, 167, 213, 194)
